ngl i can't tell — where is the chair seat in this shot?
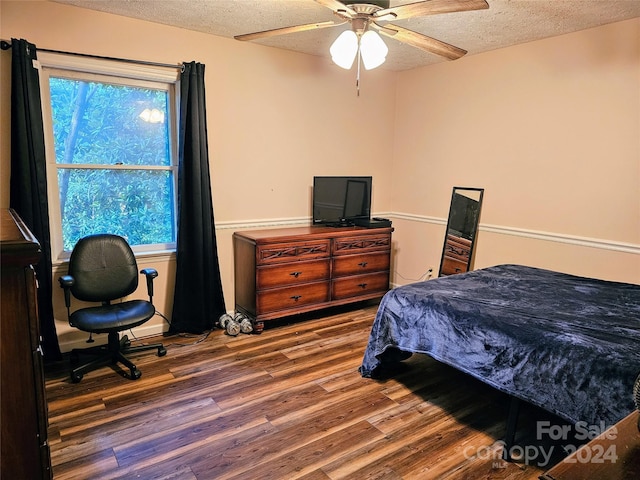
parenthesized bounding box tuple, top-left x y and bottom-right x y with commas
(70, 300, 155, 334)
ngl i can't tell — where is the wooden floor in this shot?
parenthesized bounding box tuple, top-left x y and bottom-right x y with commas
(44, 304, 569, 479)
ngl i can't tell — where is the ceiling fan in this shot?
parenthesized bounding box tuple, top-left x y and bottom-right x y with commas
(235, 0, 490, 69)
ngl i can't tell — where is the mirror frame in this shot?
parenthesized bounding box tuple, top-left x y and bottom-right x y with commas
(438, 186, 484, 277)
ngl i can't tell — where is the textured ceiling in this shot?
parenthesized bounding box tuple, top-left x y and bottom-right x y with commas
(51, 0, 640, 71)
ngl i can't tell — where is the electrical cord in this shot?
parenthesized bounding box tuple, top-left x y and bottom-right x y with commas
(125, 309, 213, 348)
(394, 267, 434, 283)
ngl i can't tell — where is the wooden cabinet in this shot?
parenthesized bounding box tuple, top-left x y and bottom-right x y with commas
(0, 209, 52, 479)
(440, 234, 472, 276)
(540, 410, 640, 480)
(234, 226, 392, 332)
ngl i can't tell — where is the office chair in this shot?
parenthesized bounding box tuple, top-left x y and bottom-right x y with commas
(59, 234, 166, 383)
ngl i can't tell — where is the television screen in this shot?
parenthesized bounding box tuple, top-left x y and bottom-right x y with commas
(313, 176, 372, 226)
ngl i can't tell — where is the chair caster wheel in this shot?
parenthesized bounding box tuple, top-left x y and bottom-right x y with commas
(128, 368, 142, 380)
(70, 371, 83, 383)
(158, 347, 167, 357)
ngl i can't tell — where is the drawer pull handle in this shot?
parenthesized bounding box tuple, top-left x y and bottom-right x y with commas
(358, 262, 368, 268)
(291, 295, 302, 301)
(290, 271, 302, 278)
(358, 283, 368, 289)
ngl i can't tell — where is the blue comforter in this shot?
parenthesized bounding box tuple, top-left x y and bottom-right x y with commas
(360, 264, 640, 426)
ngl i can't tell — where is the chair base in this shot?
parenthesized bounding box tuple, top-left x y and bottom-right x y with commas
(70, 332, 166, 383)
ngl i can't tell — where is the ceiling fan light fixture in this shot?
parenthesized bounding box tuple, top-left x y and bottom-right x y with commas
(330, 30, 358, 69)
(359, 30, 388, 70)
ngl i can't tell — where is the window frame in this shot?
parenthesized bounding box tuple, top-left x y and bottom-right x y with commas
(36, 52, 180, 263)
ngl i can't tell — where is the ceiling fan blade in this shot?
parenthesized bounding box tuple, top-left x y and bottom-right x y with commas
(314, 0, 357, 17)
(375, 0, 489, 22)
(235, 20, 344, 42)
(375, 23, 467, 60)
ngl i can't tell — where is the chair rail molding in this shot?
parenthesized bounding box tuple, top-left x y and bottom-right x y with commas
(215, 213, 638, 255)
(392, 212, 640, 255)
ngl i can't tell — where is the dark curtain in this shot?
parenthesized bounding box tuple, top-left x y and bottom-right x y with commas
(9, 38, 62, 361)
(170, 62, 226, 333)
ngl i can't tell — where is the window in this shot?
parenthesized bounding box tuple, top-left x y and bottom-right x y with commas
(37, 53, 179, 261)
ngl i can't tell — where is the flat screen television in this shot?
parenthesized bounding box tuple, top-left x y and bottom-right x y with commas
(312, 176, 372, 226)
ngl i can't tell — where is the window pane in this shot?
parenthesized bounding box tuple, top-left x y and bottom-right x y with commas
(49, 77, 170, 166)
(58, 169, 175, 251)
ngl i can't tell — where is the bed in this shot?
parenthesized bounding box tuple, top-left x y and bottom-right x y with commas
(360, 264, 640, 430)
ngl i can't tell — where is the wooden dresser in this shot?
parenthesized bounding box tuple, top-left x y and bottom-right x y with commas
(233, 226, 393, 332)
(541, 410, 640, 480)
(440, 233, 472, 276)
(0, 209, 52, 479)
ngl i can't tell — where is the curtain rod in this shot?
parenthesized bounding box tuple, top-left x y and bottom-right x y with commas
(1, 40, 183, 70)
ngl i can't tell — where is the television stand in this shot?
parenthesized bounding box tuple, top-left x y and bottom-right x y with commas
(233, 225, 393, 332)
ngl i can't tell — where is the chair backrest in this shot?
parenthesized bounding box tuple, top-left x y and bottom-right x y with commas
(68, 234, 139, 303)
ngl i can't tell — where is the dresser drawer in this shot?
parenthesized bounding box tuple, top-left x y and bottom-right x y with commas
(257, 240, 330, 265)
(441, 256, 469, 276)
(256, 281, 330, 315)
(331, 272, 390, 300)
(444, 234, 471, 261)
(257, 259, 330, 289)
(332, 252, 390, 277)
(333, 234, 391, 256)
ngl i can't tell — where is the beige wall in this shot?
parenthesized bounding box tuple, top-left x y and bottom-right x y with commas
(1, 1, 638, 349)
(391, 18, 640, 284)
(0, 1, 396, 350)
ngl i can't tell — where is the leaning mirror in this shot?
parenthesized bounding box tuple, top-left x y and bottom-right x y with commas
(439, 187, 484, 277)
